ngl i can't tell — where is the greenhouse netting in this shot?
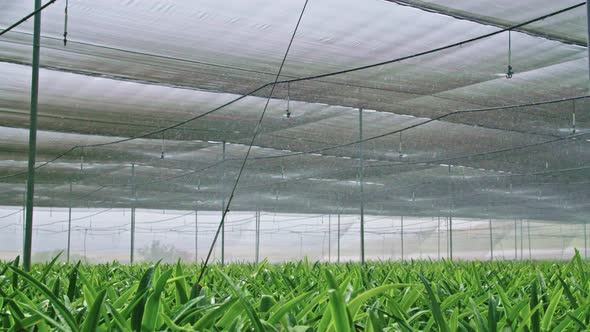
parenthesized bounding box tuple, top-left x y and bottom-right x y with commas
(1, 0, 590, 265)
(3, 1, 590, 330)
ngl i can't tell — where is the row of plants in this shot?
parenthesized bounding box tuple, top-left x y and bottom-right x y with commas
(1, 251, 589, 331)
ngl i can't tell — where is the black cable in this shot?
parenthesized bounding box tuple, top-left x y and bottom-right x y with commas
(0, 209, 24, 219)
(0, 3, 583, 180)
(0, 0, 57, 37)
(276, 2, 585, 84)
(196, 0, 310, 285)
(35, 208, 112, 227)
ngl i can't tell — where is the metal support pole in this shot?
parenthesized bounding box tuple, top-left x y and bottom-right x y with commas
(255, 209, 260, 264)
(67, 181, 72, 262)
(437, 214, 441, 260)
(584, 0, 590, 259)
(514, 220, 518, 260)
(299, 234, 303, 259)
(337, 214, 341, 263)
(446, 217, 450, 258)
(400, 216, 404, 260)
(586, 0, 590, 90)
(520, 219, 524, 260)
(195, 209, 199, 263)
(328, 214, 331, 263)
(23, 0, 42, 272)
(221, 141, 226, 266)
(527, 220, 532, 260)
(83, 228, 88, 262)
(489, 217, 493, 260)
(584, 223, 588, 259)
(22, 187, 26, 252)
(130, 163, 136, 264)
(359, 108, 365, 264)
(448, 164, 453, 261)
(321, 228, 326, 260)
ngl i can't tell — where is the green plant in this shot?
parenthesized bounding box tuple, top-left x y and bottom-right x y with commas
(1, 252, 589, 330)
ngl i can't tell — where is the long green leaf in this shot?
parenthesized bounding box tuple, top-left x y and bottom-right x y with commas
(327, 289, 352, 332)
(541, 287, 563, 331)
(417, 273, 449, 332)
(217, 269, 265, 332)
(80, 289, 106, 332)
(142, 269, 173, 331)
(131, 265, 155, 332)
(268, 291, 313, 324)
(9, 266, 78, 331)
(348, 284, 405, 320)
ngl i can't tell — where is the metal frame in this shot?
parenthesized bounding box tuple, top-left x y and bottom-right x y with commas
(23, 0, 42, 272)
(585, 223, 588, 259)
(337, 213, 341, 263)
(437, 214, 441, 260)
(195, 209, 199, 263)
(255, 209, 261, 263)
(328, 214, 331, 262)
(400, 215, 404, 260)
(514, 220, 518, 260)
(67, 181, 72, 262)
(359, 108, 365, 263)
(221, 141, 226, 266)
(488, 217, 493, 260)
(130, 163, 136, 264)
(448, 164, 454, 261)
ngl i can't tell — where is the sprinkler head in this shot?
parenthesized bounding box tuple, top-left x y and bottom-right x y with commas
(506, 65, 514, 79)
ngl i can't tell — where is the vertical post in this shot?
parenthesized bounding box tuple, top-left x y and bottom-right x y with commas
(437, 214, 441, 260)
(489, 217, 493, 260)
(194, 209, 199, 262)
(359, 108, 365, 264)
(23, 0, 42, 272)
(337, 213, 341, 263)
(584, 223, 588, 259)
(299, 233, 303, 259)
(400, 216, 404, 260)
(520, 219, 523, 260)
(22, 186, 26, 253)
(83, 228, 88, 262)
(67, 181, 72, 262)
(255, 209, 260, 263)
(130, 163, 136, 264)
(448, 164, 453, 261)
(221, 141, 226, 266)
(527, 220, 532, 260)
(321, 227, 326, 260)
(328, 214, 331, 263)
(446, 217, 450, 258)
(514, 220, 517, 260)
(586, 0, 590, 90)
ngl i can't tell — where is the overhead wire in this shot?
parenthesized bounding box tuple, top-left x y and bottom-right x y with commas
(0, 0, 57, 37)
(196, 0, 310, 285)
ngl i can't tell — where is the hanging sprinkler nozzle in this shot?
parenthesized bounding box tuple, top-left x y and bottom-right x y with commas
(506, 30, 514, 79)
(63, 0, 68, 46)
(285, 82, 291, 118)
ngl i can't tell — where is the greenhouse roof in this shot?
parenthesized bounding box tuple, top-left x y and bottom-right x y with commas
(0, 0, 589, 222)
